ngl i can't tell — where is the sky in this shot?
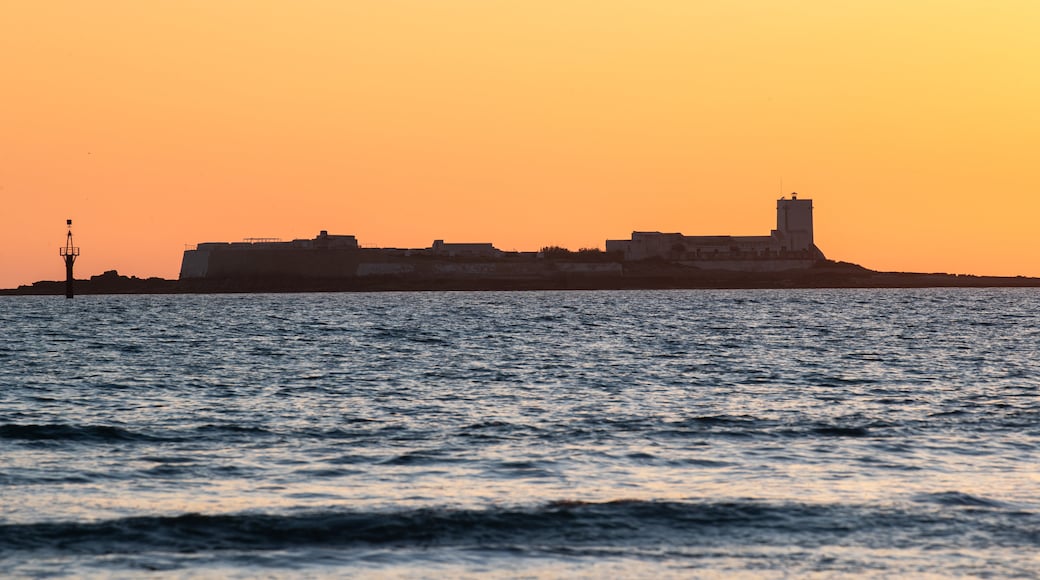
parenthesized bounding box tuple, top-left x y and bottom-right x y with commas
(2, 0, 1039, 287)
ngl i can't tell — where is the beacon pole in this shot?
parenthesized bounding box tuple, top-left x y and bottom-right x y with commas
(59, 219, 80, 299)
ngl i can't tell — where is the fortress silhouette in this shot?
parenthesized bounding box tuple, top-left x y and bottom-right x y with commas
(180, 195, 824, 281)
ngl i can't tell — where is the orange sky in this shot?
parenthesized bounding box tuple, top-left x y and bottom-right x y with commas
(2, 1, 1039, 287)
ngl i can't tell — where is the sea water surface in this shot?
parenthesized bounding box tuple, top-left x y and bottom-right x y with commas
(1, 289, 1038, 578)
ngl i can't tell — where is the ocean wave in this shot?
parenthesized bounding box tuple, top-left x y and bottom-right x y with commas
(3, 414, 1021, 451)
(654, 417, 887, 439)
(912, 491, 1015, 509)
(2, 499, 1036, 556)
(809, 425, 872, 437)
(0, 423, 160, 443)
(0, 422, 278, 445)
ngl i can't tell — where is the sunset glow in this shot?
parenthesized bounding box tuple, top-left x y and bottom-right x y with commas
(3, 0, 1039, 287)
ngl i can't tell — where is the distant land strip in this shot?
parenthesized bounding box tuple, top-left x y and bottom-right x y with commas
(4, 261, 1040, 295)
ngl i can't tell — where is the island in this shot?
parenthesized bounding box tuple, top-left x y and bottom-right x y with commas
(5, 195, 1040, 294)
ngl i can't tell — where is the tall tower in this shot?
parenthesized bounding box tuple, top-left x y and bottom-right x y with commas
(59, 219, 80, 299)
(775, 193, 814, 252)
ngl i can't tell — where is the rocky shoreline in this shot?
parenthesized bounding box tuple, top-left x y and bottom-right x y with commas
(4, 261, 1040, 295)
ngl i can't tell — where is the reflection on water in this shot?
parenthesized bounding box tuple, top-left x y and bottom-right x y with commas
(1, 289, 1039, 577)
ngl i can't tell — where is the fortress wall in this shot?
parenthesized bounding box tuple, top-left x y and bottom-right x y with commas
(183, 250, 630, 281)
(555, 263, 623, 274)
(357, 263, 416, 276)
(677, 259, 818, 272)
(205, 249, 361, 278)
(430, 262, 548, 278)
(357, 261, 623, 279)
(432, 263, 497, 275)
(179, 249, 211, 279)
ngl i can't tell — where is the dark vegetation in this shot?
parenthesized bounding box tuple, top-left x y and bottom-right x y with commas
(539, 246, 621, 261)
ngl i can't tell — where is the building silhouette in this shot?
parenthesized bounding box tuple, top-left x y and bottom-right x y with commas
(605, 194, 823, 262)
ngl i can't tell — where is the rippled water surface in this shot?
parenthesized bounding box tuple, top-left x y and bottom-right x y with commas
(2, 289, 1039, 578)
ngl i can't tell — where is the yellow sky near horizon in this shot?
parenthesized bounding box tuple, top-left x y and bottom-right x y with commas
(2, 0, 1039, 287)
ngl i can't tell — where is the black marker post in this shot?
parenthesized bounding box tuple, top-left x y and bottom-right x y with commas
(59, 219, 80, 299)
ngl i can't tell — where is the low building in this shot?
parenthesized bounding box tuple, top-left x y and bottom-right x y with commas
(605, 194, 824, 262)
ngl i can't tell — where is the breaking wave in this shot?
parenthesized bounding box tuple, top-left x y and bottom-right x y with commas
(3, 499, 1036, 556)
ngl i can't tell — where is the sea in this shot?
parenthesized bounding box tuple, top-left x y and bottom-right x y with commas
(1, 289, 1038, 579)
